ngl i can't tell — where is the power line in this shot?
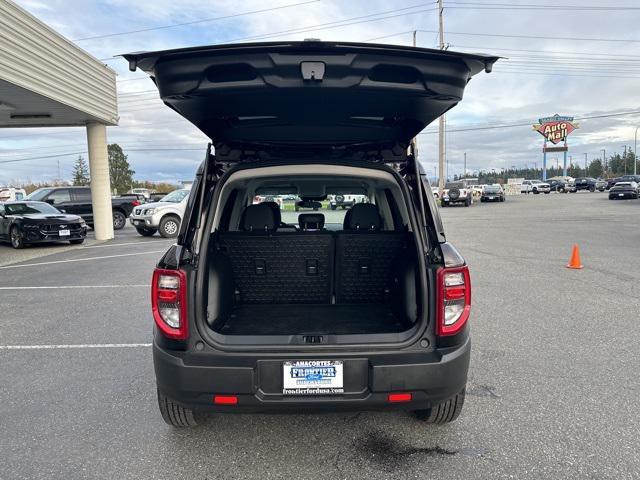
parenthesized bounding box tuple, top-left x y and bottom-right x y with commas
(419, 109, 640, 135)
(445, 2, 640, 11)
(73, 0, 321, 42)
(97, 3, 439, 62)
(417, 29, 640, 43)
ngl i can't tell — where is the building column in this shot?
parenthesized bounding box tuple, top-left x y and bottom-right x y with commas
(86, 122, 114, 241)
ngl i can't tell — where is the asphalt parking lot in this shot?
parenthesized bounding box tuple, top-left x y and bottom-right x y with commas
(1, 193, 639, 480)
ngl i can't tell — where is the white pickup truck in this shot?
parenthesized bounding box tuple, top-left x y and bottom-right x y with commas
(129, 189, 190, 237)
(521, 180, 551, 194)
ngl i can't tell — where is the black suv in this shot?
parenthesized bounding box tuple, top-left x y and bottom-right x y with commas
(26, 186, 137, 230)
(125, 42, 497, 426)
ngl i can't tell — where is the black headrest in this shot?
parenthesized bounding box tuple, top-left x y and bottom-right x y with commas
(298, 213, 325, 230)
(241, 203, 276, 232)
(343, 203, 381, 231)
(262, 201, 281, 226)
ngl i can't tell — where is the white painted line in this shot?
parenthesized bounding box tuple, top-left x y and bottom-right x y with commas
(0, 250, 166, 269)
(81, 241, 172, 249)
(0, 285, 150, 290)
(0, 343, 151, 350)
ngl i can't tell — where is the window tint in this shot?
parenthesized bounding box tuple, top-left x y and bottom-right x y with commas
(73, 188, 92, 202)
(47, 189, 71, 205)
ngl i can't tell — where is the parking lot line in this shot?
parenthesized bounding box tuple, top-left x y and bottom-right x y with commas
(0, 250, 166, 269)
(80, 240, 172, 249)
(0, 285, 150, 290)
(0, 343, 152, 350)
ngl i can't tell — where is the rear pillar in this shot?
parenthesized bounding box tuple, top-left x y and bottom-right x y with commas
(86, 122, 114, 241)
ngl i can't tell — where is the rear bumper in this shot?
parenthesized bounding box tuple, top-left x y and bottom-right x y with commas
(153, 338, 471, 413)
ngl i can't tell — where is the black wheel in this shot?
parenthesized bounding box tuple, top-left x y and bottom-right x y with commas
(136, 227, 157, 237)
(10, 226, 25, 249)
(414, 389, 466, 424)
(69, 239, 85, 245)
(159, 215, 180, 238)
(533, 189, 539, 194)
(157, 389, 199, 427)
(500, 196, 505, 202)
(544, 191, 550, 194)
(112, 211, 126, 230)
(330, 204, 337, 211)
(295, 205, 299, 212)
(589, 186, 595, 192)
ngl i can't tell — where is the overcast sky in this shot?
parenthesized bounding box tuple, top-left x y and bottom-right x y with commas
(2, 0, 639, 184)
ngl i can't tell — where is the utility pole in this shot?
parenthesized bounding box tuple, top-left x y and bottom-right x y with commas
(601, 149, 606, 175)
(463, 152, 467, 179)
(437, 0, 445, 195)
(584, 153, 588, 176)
(634, 126, 639, 176)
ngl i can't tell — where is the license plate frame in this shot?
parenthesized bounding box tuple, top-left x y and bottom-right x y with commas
(282, 360, 344, 395)
(58, 229, 70, 236)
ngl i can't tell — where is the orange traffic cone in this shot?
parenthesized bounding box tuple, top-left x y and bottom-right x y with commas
(566, 244, 583, 269)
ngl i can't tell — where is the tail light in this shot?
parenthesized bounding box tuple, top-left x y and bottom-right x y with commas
(436, 266, 471, 336)
(152, 268, 188, 340)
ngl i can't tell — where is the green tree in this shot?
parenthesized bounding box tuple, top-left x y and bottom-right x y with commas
(588, 159, 603, 178)
(71, 155, 90, 186)
(108, 144, 135, 194)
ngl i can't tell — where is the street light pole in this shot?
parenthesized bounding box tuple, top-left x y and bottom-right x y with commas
(601, 149, 606, 175)
(635, 126, 639, 176)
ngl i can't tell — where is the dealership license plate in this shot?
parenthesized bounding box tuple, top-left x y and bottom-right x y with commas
(58, 229, 70, 236)
(282, 360, 344, 395)
(619, 194, 625, 197)
(488, 196, 495, 199)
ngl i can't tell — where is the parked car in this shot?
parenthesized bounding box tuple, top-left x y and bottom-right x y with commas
(0, 187, 27, 203)
(128, 188, 154, 199)
(26, 186, 136, 230)
(129, 189, 190, 237)
(0, 201, 87, 248)
(571, 177, 605, 192)
(442, 181, 473, 207)
(546, 179, 567, 193)
(480, 184, 505, 202)
(608, 181, 638, 200)
(148, 192, 172, 203)
(615, 175, 640, 185)
(605, 178, 619, 190)
(521, 180, 550, 194)
(124, 41, 494, 426)
(329, 194, 367, 210)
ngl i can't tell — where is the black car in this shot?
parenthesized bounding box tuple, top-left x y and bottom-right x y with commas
(0, 201, 87, 249)
(608, 181, 638, 200)
(125, 41, 496, 426)
(546, 179, 567, 192)
(480, 185, 505, 202)
(26, 186, 137, 230)
(571, 177, 605, 192)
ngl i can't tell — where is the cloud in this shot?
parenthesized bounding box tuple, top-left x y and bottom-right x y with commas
(2, 0, 639, 184)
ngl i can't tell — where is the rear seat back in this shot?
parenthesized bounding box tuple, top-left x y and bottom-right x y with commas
(218, 203, 333, 304)
(334, 232, 406, 303)
(217, 233, 333, 304)
(335, 203, 406, 303)
(216, 203, 404, 305)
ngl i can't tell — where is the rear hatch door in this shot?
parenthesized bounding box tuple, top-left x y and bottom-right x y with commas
(124, 41, 497, 161)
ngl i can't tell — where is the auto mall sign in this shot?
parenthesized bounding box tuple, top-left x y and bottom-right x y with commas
(532, 114, 579, 144)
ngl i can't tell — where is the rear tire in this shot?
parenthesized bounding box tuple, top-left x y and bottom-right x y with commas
(112, 211, 126, 230)
(136, 227, 157, 237)
(414, 389, 466, 424)
(159, 216, 180, 238)
(157, 390, 199, 427)
(10, 226, 25, 249)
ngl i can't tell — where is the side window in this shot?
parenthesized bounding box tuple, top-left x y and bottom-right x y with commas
(15, 192, 24, 200)
(0, 204, 5, 215)
(47, 189, 71, 205)
(72, 188, 92, 202)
